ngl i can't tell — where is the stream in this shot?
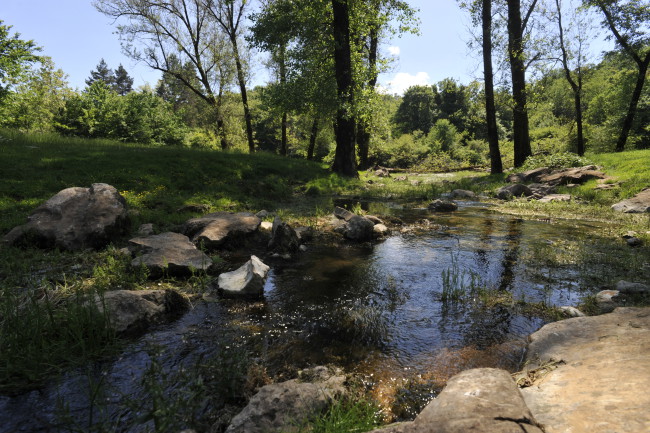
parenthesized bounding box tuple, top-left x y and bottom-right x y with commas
(0, 201, 640, 432)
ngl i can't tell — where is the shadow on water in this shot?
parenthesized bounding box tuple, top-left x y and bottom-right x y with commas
(2, 202, 648, 430)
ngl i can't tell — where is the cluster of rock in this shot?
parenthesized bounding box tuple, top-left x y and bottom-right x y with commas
(2, 184, 403, 334)
(331, 206, 390, 241)
(498, 165, 650, 214)
(497, 165, 606, 201)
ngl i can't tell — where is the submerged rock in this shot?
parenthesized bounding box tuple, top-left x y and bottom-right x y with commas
(615, 280, 650, 295)
(225, 366, 346, 433)
(428, 199, 458, 212)
(449, 189, 476, 200)
(3, 183, 129, 250)
(611, 188, 650, 213)
(97, 289, 189, 335)
(128, 232, 213, 277)
(182, 212, 261, 249)
(217, 255, 270, 298)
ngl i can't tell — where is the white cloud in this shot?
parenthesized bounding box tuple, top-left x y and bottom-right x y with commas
(385, 72, 430, 95)
(387, 46, 401, 56)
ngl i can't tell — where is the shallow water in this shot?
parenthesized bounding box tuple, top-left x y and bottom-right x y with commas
(1, 202, 644, 431)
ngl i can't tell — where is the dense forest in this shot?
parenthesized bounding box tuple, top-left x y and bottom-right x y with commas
(1, 0, 648, 175)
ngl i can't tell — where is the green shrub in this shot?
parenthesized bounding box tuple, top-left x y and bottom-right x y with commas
(521, 152, 594, 171)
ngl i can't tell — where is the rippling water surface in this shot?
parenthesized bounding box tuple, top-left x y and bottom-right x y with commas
(1, 202, 641, 431)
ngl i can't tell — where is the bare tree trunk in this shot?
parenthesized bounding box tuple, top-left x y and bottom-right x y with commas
(357, 26, 379, 170)
(555, 0, 585, 156)
(331, 0, 357, 177)
(482, 0, 503, 174)
(279, 43, 288, 156)
(507, 0, 532, 167)
(230, 36, 255, 153)
(616, 56, 650, 151)
(308, 117, 319, 160)
(595, 3, 650, 152)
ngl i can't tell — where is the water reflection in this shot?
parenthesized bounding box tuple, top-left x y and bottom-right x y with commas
(2, 202, 646, 431)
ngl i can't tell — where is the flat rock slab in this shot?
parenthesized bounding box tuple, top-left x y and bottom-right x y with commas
(129, 232, 213, 277)
(371, 368, 543, 433)
(521, 307, 650, 433)
(3, 183, 129, 250)
(538, 166, 605, 186)
(537, 194, 571, 203)
(182, 212, 261, 249)
(611, 188, 650, 213)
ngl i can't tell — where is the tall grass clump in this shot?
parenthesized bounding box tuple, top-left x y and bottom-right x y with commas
(0, 287, 118, 393)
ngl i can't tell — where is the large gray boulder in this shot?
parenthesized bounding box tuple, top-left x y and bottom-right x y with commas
(3, 183, 129, 250)
(611, 188, 650, 213)
(225, 366, 346, 433)
(217, 255, 270, 298)
(96, 289, 189, 335)
(521, 307, 650, 433)
(129, 232, 213, 277)
(340, 215, 376, 241)
(268, 217, 300, 254)
(371, 368, 543, 433)
(182, 212, 261, 249)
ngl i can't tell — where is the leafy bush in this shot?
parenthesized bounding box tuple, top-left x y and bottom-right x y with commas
(521, 151, 594, 171)
(371, 131, 429, 168)
(54, 81, 187, 145)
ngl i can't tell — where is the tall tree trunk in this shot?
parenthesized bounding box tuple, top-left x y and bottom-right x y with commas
(279, 43, 288, 156)
(596, 3, 650, 152)
(616, 56, 650, 152)
(331, 0, 357, 177)
(357, 26, 379, 170)
(308, 117, 319, 160)
(482, 0, 503, 174)
(555, 0, 585, 156)
(230, 35, 255, 153)
(506, 0, 532, 167)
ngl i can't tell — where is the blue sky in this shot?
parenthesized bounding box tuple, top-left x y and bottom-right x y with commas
(3, 0, 609, 95)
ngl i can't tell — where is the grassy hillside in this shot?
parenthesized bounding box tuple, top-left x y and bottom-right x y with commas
(0, 129, 363, 235)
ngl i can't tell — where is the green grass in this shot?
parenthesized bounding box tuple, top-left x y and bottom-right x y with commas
(0, 129, 358, 234)
(289, 397, 383, 433)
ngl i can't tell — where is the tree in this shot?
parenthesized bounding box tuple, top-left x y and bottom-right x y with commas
(0, 57, 73, 132)
(506, 0, 536, 166)
(113, 64, 134, 95)
(331, 0, 357, 176)
(86, 58, 114, 88)
(586, 0, 650, 151)
(205, 0, 256, 153)
(94, 0, 236, 150)
(550, 0, 590, 155)
(0, 20, 40, 101)
(394, 85, 438, 134)
(481, 0, 503, 173)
